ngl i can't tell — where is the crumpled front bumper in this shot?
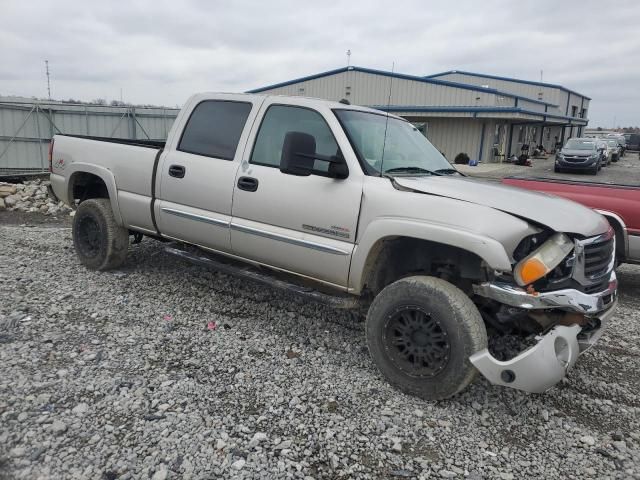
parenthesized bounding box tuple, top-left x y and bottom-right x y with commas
(469, 272, 618, 393)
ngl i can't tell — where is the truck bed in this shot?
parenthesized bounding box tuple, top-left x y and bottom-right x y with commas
(502, 177, 640, 231)
(50, 134, 163, 233)
(502, 175, 640, 262)
(59, 134, 165, 149)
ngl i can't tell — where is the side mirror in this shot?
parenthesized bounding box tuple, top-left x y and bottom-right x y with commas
(280, 131, 348, 179)
(280, 131, 315, 176)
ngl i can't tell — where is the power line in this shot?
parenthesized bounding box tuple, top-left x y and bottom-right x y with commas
(45, 60, 51, 100)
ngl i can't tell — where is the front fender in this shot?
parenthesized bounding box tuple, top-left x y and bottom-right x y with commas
(348, 217, 512, 293)
(66, 163, 123, 226)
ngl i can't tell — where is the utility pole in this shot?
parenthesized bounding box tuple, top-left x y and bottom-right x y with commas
(540, 69, 543, 82)
(346, 49, 351, 67)
(45, 60, 51, 100)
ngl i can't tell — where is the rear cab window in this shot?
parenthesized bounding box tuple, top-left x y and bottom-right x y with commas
(179, 100, 252, 160)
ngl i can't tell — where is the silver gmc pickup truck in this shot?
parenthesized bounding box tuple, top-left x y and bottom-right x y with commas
(49, 93, 618, 400)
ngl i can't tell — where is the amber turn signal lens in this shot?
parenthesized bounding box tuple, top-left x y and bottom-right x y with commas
(516, 257, 548, 286)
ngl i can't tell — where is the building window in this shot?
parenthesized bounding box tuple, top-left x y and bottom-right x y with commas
(412, 122, 428, 137)
(517, 126, 525, 143)
(571, 106, 578, 117)
(580, 108, 587, 118)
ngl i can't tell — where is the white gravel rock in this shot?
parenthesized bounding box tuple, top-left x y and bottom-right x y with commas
(50, 420, 67, 435)
(72, 403, 89, 415)
(580, 435, 596, 446)
(1, 222, 639, 479)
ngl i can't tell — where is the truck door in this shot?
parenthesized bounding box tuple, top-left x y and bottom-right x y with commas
(230, 100, 364, 289)
(156, 96, 261, 252)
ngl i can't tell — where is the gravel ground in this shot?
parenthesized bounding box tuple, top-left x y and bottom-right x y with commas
(1, 219, 639, 479)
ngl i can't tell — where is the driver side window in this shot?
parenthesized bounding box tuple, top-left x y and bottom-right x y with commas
(250, 105, 339, 171)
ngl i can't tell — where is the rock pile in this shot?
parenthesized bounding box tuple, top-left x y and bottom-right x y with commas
(0, 179, 72, 216)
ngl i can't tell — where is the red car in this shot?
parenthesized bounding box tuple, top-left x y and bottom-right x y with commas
(502, 176, 640, 265)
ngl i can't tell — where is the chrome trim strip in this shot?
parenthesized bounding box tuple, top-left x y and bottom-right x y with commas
(230, 222, 350, 256)
(161, 207, 229, 228)
(573, 228, 616, 286)
(473, 271, 617, 315)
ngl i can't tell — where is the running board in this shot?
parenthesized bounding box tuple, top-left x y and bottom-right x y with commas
(165, 246, 360, 310)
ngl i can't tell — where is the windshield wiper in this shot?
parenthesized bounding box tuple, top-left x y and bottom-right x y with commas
(383, 166, 441, 176)
(433, 167, 463, 176)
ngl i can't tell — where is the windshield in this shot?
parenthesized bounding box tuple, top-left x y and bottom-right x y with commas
(564, 139, 596, 150)
(607, 140, 618, 147)
(334, 109, 454, 176)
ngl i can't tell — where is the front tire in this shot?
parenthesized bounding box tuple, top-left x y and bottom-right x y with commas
(72, 198, 129, 270)
(366, 276, 487, 400)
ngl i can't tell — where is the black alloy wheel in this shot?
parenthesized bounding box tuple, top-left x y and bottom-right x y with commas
(383, 306, 451, 377)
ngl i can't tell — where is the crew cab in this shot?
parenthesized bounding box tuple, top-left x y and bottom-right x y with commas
(503, 176, 640, 265)
(49, 93, 618, 399)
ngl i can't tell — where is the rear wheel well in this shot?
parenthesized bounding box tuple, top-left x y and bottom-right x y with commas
(360, 237, 490, 297)
(69, 172, 109, 204)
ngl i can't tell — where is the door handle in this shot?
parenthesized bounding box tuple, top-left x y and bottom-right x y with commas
(168, 164, 186, 178)
(237, 176, 259, 192)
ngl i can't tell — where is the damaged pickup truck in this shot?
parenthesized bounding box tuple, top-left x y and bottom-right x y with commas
(48, 93, 618, 399)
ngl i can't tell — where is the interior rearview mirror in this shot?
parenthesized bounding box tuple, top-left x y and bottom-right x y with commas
(280, 131, 348, 179)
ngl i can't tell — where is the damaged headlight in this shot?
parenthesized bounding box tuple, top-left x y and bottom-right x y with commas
(514, 233, 575, 287)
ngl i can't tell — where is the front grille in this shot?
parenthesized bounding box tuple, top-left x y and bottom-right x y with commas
(584, 278, 609, 294)
(583, 238, 615, 278)
(564, 156, 589, 163)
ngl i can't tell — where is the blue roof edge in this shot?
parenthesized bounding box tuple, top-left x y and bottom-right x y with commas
(369, 105, 588, 124)
(246, 66, 558, 107)
(425, 70, 591, 100)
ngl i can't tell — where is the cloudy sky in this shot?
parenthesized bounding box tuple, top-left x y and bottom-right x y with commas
(1, 0, 638, 127)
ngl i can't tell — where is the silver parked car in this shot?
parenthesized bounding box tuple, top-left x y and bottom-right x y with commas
(606, 139, 621, 162)
(596, 140, 612, 166)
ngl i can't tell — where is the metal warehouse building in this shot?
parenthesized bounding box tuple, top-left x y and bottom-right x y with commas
(247, 67, 590, 163)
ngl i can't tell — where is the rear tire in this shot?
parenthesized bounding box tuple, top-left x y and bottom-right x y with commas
(366, 276, 487, 400)
(72, 198, 129, 270)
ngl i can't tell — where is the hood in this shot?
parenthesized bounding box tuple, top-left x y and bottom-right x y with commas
(393, 176, 608, 237)
(560, 149, 596, 156)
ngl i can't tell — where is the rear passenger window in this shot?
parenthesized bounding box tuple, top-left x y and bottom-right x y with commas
(178, 100, 251, 160)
